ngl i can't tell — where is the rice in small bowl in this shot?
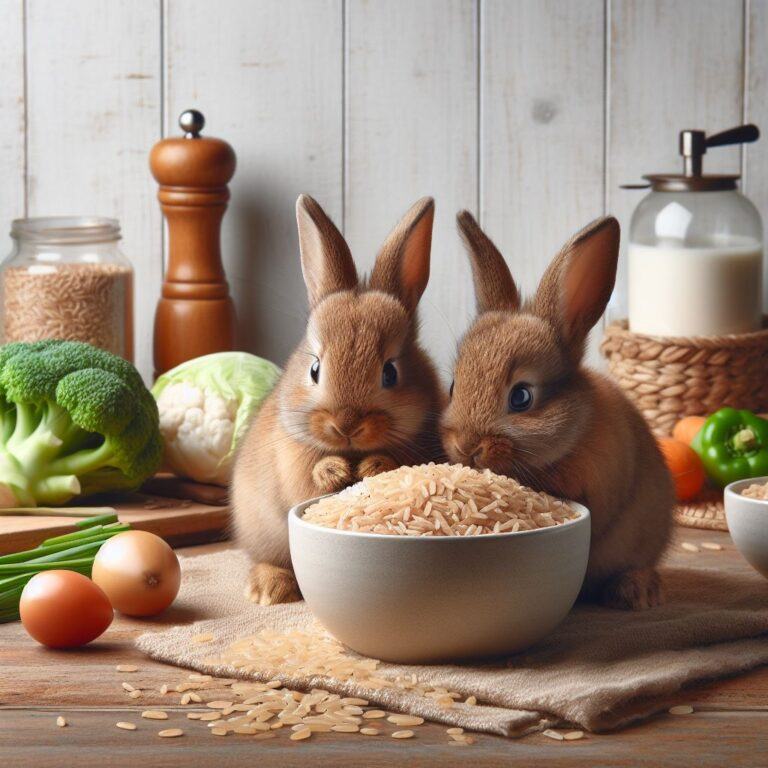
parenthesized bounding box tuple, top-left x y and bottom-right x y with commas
(289, 463, 590, 663)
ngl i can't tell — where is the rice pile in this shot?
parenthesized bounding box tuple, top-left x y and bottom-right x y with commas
(742, 480, 768, 500)
(302, 462, 577, 536)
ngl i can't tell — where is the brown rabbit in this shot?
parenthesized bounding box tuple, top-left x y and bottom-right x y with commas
(232, 195, 444, 605)
(441, 212, 674, 610)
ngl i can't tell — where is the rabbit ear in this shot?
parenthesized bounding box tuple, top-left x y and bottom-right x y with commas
(456, 210, 520, 313)
(296, 194, 358, 308)
(531, 216, 620, 356)
(369, 197, 434, 313)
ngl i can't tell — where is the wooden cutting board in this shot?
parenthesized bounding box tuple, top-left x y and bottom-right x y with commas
(0, 478, 231, 555)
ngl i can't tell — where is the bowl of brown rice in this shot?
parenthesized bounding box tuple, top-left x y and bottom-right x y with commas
(725, 476, 768, 580)
(289, 463, 590, 663)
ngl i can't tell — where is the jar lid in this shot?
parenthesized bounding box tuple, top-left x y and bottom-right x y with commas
(642, 173, 740, 192)
(10, 217, 121, 244)
(622, 124, 759, 192)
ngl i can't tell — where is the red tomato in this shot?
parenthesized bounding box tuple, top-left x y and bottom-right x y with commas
(20, 570, 113, 648)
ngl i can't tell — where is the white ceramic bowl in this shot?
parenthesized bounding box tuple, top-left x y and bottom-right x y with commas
(288, 498, 590, 663)
(725, 476, 768, 579)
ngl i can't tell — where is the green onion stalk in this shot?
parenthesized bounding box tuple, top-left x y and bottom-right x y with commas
(0, 510, 129, 623)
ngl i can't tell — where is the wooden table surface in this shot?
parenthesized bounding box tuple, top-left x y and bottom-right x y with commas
(2, 526, 766, 767)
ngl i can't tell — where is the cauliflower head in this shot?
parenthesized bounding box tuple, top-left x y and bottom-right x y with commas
(152, 352, 280, 486)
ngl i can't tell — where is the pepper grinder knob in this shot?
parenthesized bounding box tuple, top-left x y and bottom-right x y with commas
(179, 109, 205, 139)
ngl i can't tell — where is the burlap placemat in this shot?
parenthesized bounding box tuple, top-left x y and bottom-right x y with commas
(137, 549, 768, 737)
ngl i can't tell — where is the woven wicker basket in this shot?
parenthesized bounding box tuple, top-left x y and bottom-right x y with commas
(600, 319, 768, 437)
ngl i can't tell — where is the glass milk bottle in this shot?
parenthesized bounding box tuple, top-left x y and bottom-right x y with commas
(627, 125, 763, 337)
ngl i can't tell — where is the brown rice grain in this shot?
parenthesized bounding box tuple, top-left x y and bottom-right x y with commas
(360, 727, 380, 736)
(392, 730, 415, 739)
(56, 716, 67, 727)
(116, 722, 137, 731)
(158, 729, 183, 738)
(302, 463, 576, 537)
(387, 715, 424, 726)
(2, 263, 132, 356)
(141, 711, 169, 720)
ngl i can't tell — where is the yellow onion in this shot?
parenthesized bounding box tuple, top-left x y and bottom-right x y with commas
(92, 531, 180, 617)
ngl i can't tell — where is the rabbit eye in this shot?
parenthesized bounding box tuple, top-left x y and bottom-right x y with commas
(310, 359, 320, 384)
(382, 360, 398, 389)
(508, 383, 533, 412)
(449, 380, 454, 398)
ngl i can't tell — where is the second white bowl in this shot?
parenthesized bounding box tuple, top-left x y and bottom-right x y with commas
(289, 498, 590, 663)
(725, 476, 768, 580)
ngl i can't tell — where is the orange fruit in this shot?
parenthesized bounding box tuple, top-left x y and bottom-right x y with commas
(672, 415, 707, 446)
(657, 437, 706, 502)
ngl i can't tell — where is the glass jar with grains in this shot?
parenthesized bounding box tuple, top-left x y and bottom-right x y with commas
(1, 217, 134, 360)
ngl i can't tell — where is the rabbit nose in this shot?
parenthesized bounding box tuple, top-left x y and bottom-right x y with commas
(331, 409, 358, 437)
(452, 437, 481, 461)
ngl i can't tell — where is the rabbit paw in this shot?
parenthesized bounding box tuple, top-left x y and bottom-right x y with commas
(245, 563, 301, 606)
(357, 454, 399, 479)
(599, 567, 663, 610)
(312, 456, 353, 494)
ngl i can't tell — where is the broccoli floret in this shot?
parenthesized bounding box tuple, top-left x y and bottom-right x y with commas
(0, 340, 162, 506)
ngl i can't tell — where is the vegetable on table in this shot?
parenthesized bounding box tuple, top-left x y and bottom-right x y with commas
(657, 437, 706, 501)
(20, 569, 113, 648)
(692, 408, 768, 488)
(92, 530, 180, 617)
(672, 416, 707, 446)
(152, 351, 280, 486)
(0, 340, 162, 507)
(0, 511, 127, 623)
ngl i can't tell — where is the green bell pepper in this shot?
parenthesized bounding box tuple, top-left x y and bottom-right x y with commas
(691, 408, 768, 487)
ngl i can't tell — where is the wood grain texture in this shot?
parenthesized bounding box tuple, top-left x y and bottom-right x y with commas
(480, 0, 606, 366)
(0, 0, 25, 226)
(164, 0, 343, 367)
(0, 494, 230, 555)
(745, 0, 768, 307)
(25, 0, 162, 382)
(606, 0, 746, 321)
(1, 529, 766, 766)
(345, 0, 478, 377)
(2, 708, 768, 768)
(480, 0, 605, 305)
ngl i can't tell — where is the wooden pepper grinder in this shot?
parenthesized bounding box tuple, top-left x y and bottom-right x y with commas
(150, 109, 237, 378)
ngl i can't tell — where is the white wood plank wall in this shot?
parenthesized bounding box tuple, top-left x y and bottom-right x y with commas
(0, 0, 765, 382)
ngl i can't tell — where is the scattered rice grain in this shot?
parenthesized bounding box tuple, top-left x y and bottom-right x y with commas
(392, 730, 415, 739)
(141, 711, 169, 720)
(158, 729, 184, 738)
(116, 722, 137, 731)
(669, 705, 694, 715)
(387, 714, 424, 726)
